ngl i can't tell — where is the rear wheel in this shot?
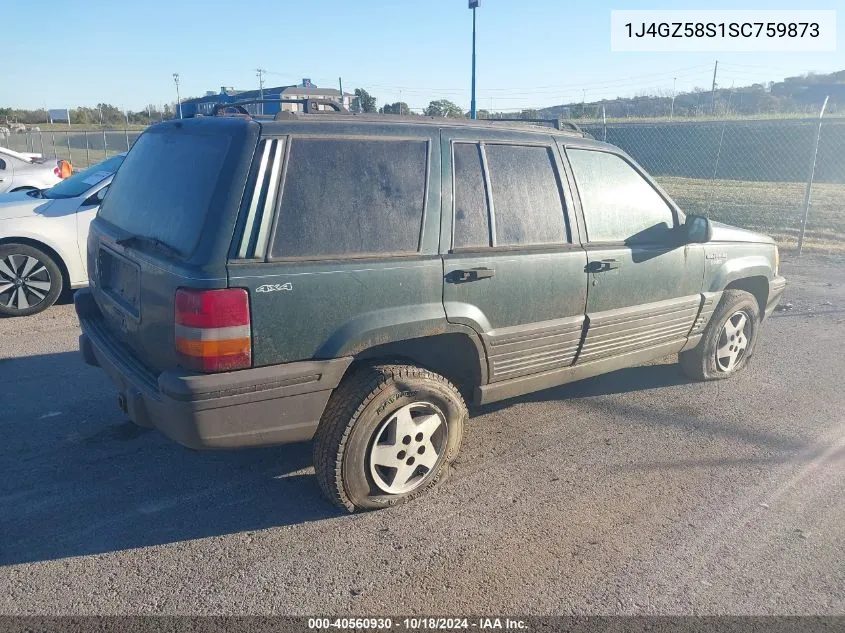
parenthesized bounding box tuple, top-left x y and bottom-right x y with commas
(0, 244, 63, 317)
(313, 363, 466, 512)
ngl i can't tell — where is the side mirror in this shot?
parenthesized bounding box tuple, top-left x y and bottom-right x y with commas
(94, 186, 109, 204)
(684, 214, 712, 244)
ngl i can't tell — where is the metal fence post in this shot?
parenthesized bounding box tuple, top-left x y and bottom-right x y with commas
(602, 105, 607, 142)
(39, 133, 44, 157)
(85, 131, 90, 167)
(124, 124, 130, 152)
(797, 96, 829, 256)
(65, 131, 72, 164)
(50, 132, 57, 160)
(103, 128, 108, 159)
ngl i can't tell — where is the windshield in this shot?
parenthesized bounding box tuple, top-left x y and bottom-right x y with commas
(43, 155, 125, 200)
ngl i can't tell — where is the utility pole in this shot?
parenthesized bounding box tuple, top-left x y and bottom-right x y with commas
(256, 68, 266, 115)
(711, 60, 718, 116)
(469, 0, 479, 119)
(173, 73, 182, 119)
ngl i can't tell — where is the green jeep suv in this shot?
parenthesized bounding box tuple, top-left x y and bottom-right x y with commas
(76, 113, 786, 511)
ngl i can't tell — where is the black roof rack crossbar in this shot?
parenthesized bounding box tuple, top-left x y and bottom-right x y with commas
(212, 98, 349, 117)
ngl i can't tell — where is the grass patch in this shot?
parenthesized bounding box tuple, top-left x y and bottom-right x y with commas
(659, 176, 845, 254)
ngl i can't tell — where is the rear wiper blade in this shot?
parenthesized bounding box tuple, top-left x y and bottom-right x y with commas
(115, 235, 181, 258)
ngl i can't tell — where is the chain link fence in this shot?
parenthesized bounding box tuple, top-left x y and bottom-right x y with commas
(1, 128, 141, 170)
(581, 116, 845, 254)
(2, 115, 843, 254)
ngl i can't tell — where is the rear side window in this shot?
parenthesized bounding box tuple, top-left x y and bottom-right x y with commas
(484, 144, 567, 246)
(567, 149, 676, 243)
(453, 143, 490, 248)
(271, 138, 428, 258)
(98, 128, 232, 256)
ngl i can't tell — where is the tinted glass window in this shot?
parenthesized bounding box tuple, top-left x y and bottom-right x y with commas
(271, 138, 427, 258)
(0, 159, 5, 170)
(567, 149, 675, 243)
(484, 144, 566, 246)
(453, 143, 489, 248)
(98, 128, 234, 256)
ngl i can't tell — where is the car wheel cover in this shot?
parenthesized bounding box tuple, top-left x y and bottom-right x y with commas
(715, 309, 751, 373)
(368, 401, 447, 495)
(0, 254, 52, 311)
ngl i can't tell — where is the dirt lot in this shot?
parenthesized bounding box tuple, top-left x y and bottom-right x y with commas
(1, 256, 843, 615)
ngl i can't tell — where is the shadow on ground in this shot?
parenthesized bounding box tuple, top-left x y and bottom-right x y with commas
(0, 351, 344, 566)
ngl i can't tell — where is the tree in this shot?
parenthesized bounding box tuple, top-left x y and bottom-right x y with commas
(519, 109, 539, 120)
(380, 102, 411, 115)
(424, 99, 464, 118)
(354, 88, 377, 113)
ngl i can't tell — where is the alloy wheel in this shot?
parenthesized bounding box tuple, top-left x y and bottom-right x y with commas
(0, 254, 53, 312)
(368, 401, 448, 495)
(715, 310, 751, 372)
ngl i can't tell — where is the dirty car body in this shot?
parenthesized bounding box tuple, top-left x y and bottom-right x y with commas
(76, 114, 786, 510)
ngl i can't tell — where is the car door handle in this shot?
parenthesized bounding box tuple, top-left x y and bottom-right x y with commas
(448, 268, 495, 283)
(586, 259, 620, 273)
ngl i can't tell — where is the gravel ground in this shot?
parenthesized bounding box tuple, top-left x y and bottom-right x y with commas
(1, 256, 843, 616)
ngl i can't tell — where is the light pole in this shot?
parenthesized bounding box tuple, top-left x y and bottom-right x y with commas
(469, 0, 479, 120)
(173, 73, 183, 119)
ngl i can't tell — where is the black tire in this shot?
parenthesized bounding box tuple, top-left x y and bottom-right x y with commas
(0, 243, 64, 317)
(313, 362, 467, 512)
(679, 289, 760, 381)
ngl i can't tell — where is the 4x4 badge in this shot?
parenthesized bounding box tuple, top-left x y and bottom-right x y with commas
(255, 283, 293, 293)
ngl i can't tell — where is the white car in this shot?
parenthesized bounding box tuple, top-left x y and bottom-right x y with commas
(0, 154, 125, 316)
(0, 147, 70, 194)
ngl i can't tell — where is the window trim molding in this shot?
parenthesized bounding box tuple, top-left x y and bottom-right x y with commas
(265, 134, 431, 263)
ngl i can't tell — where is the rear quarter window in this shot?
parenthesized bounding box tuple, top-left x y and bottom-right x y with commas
(97, 128, 232, 257)
(270, 138, 428, 259)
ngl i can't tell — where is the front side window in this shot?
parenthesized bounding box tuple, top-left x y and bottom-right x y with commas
(567, 149, 676, 243)
(271, 138, 428, 258)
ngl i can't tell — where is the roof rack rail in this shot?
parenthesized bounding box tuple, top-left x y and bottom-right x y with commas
(212, 98, 349, 117)
(487, 117, 589, 136)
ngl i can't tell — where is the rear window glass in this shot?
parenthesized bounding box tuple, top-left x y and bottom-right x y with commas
(270, 138, 427, 258)
(485, 144, 567, 246)
(97, 129, 231, 256)
(453, 143, 490, 248)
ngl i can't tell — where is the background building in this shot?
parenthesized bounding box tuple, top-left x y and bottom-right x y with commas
(180, 79, 354, 117)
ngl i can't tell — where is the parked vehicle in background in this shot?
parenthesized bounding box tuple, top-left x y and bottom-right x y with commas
(0, 153, 125, 316)
(76, 112, 785, 512)
(0, 147, 72, 194)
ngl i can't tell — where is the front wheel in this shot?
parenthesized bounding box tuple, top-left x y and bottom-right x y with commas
(313, 363, 467, 512)
(679, 289, 760, 381)
(0, 243, 64, 317)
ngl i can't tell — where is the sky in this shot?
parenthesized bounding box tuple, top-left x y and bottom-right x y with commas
(3, 0, 843, 113)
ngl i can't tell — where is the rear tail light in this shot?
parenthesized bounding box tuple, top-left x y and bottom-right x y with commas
(175, 288, 251, 372)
